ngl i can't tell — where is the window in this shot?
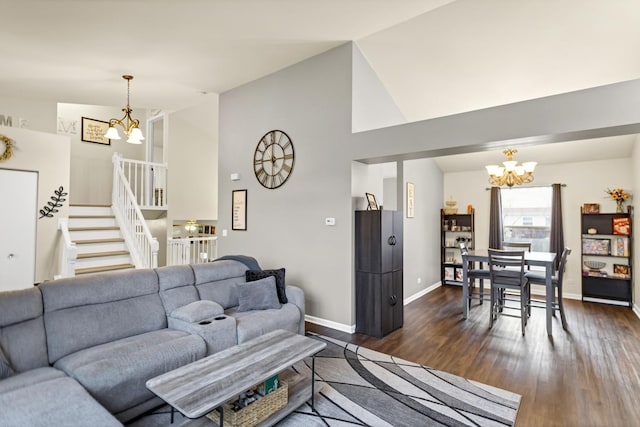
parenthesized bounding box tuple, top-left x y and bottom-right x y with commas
(501, 187, 552, 252)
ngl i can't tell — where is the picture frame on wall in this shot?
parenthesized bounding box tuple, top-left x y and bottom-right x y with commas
(365, 193, 378, 210)
(232, 189, 247, 231)
(406, 182, 415, 218)
(81, 117, 111, 145)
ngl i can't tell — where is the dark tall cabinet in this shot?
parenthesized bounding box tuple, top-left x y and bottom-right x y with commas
(355, 210, 403, 338)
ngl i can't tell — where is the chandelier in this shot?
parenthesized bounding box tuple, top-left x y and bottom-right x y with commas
(485, 149, 537, 187)
(104, 75, 145, 144)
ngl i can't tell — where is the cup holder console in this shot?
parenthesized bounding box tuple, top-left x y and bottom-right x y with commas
(198, 316, 226, 325)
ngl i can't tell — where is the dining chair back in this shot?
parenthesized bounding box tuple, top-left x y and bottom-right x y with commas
(488, 249, 530, 335)
(525, 247, 571, 329)
(459, 242, 490, 305)
(503, 242, 532, 252)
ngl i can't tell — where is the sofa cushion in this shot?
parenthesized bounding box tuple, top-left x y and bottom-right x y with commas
(237, 276, 281, 312)
(156, 264, 199, 314)
(0, 287, 49, 372)
(226, 303, 301, 343)
(246, 268, 288, 304)
(0, 344, 14, 379)
(0, 375, 121, 427)
(170, 300, 224, 322)
(40, 269, 167, 364)
(0, 367, 64, 395)
(192, 261, 248, 309)
(54, 328, 206, 416)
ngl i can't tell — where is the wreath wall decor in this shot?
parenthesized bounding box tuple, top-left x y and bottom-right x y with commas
(39, 186, 68, 219)
(0, 134, 13, 162)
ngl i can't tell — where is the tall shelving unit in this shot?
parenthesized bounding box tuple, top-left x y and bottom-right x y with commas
(581, 206, 633, 307)
(440, 209, 475, 286)
(354, 210, 403, 338)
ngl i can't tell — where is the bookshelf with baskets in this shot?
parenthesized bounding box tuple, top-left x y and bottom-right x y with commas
(581, 205, 633, 307)
(441, 206, 475, 286)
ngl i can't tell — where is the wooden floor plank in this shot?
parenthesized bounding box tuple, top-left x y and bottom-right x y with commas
(306, 285, 640, 426)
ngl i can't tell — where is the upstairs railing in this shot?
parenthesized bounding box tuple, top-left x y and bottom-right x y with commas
(114, 154, 168, 209)
(167, 236, 218, 265)
(112, 153, 159, 268)
(57, 218, 77, 278)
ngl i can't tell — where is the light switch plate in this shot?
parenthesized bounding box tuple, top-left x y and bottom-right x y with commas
(325, 217, 336, 226)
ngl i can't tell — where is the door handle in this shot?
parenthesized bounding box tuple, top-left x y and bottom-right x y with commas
(387, 236, 396, 246)
(389, 295, 397, 306)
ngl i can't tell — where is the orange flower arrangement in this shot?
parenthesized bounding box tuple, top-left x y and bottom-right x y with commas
(606, 188, 631, 201)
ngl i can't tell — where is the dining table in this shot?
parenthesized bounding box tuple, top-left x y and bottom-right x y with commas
(461, 249, 557, 336)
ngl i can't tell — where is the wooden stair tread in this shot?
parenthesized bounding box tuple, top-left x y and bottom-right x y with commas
(77, 250, 129, 259)
(73, 238, 125, 244)
(75, 264, 135, 275)
(69, 226, 120, 231)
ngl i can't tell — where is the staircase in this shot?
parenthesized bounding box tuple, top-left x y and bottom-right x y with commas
(68, 204, 135, 275)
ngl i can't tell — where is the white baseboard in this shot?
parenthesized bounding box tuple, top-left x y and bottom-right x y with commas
(582, 296, 631, 307)
(305, 314, 355, 334)
(305, 282, 442, 334)
(633, 303, 640, 319)
(404, 282, 442, 305)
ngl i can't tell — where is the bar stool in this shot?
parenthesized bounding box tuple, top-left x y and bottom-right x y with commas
(488, 249, 530, 335)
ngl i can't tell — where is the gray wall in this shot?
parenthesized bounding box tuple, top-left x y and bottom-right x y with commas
(219, 43, 355, 327)
(219, 42, 640, 328)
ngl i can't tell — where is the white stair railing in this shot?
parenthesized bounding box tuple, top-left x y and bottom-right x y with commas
(167, 236, 218, 265)
(57, 218, 77, 278)
(115, 155, 168, 209)
(112, 153, 159, 268)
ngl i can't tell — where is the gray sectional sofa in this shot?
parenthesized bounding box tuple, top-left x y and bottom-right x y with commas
(0, 259, 305, 426)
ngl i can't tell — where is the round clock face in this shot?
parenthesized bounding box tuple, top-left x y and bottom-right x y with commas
(253, 130, 295, 189)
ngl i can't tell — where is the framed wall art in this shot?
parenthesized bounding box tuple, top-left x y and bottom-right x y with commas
(81, 117, 111, 145)
(406, 182, 415, 218)
(232, 189, 247, 231)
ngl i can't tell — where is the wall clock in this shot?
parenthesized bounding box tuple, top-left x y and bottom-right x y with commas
(253, 130, 295, 189)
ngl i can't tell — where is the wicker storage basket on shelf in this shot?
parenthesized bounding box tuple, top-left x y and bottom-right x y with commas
(206, 382, 288, 427)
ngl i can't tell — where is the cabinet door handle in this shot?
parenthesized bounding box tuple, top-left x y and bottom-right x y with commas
(387, 236, 395, 246)
(389, 295, 397, 306)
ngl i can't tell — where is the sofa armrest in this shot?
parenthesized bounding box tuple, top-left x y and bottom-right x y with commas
(285, 285, 305, 335)
(169, 300, 224, 323)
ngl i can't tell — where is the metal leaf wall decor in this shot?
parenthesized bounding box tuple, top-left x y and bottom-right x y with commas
(39, 186, 68, 219)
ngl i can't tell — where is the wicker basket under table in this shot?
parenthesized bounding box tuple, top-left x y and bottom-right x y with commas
(206, 381, 288, 427)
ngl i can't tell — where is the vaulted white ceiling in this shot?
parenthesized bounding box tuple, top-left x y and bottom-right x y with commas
(3, 0, 640, 170)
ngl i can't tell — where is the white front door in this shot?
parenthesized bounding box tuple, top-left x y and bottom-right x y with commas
(0, 169, 37, 290)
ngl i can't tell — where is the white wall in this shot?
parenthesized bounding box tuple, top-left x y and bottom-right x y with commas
(0, 98, 57, 133)
(57, 103, 146, 204)
(403, 158, 443, 297)
(167, 95, 219, 223)
(0, 126, 70, 282)
(444, 157, 634, 298)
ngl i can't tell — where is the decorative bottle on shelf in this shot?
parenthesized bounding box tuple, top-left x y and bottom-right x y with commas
(616, 199, 624, 213)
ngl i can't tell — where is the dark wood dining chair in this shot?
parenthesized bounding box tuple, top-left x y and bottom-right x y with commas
(459, 242, 490, 305)
(488, 249, 530, 335)
(525, 247, 571, 329)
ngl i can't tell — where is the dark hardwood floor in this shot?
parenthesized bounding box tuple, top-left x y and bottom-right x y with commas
(306, 285, 640, 426)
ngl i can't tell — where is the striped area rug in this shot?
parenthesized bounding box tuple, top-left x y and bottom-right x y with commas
(278, 333, 521, 427)
(129, 333, 520, 427)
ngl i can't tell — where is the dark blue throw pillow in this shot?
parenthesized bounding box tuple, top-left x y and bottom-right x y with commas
(245, 268, 287, 304)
